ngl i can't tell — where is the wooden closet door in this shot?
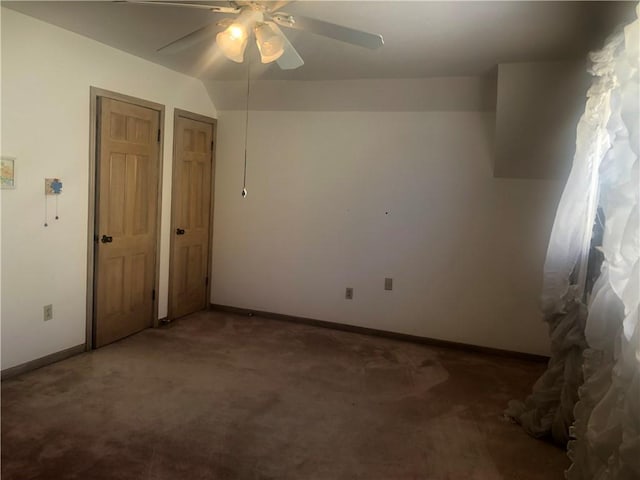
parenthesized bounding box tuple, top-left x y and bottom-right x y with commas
(95, 97, 160, 347)
(170, 116, 213, 319)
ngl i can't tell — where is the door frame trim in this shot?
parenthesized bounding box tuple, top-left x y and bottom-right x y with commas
(86, 86, 166, 350)
(167, 108, 217, 321)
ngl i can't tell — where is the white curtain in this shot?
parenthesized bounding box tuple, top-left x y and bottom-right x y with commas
(567, 10, 639, 479)
(507, 6, 640, 476)
(505, 19, 619, 447)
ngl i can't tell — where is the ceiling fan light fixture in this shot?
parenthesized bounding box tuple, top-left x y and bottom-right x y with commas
(254, 23, 285, 63)
(227, 24, 246, 41)
(137, 0, 382, 71)
(216, 23, 249, 63)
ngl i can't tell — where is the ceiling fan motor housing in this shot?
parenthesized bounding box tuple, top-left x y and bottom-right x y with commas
(236, 9, 265, 31)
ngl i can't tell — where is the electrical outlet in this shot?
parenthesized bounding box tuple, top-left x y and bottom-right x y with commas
(384, 278, 393, 291)
(43, 304, 53, 321)
(345, 287, 353, 300)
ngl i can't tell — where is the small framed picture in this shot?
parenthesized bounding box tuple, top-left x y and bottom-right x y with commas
(1, 157, 16, 189)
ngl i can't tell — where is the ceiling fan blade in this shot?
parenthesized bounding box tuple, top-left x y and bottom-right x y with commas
(272, 13, 383, 49)
(116, 1, 240, 14)
(269, 23, 304, 70)
(157, 22, 219, 54)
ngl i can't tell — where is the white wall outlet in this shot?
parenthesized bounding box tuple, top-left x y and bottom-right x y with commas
(43, 304, 53, 321)
(345, 287, 354, 300)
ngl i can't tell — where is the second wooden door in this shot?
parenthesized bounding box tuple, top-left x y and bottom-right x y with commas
(170, 113, 215, 319)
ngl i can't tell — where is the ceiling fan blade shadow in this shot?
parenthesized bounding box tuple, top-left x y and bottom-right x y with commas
(269, 23, 304, 70)
(157, 22, 220, 54)
(272, 13, 383, 49)
(265, 1, 293, 13)
(116, 1, 240, 14)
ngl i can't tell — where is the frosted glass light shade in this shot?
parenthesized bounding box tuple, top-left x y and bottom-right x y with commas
(216, 24, 249, 63)
(255, 23, 284, 63)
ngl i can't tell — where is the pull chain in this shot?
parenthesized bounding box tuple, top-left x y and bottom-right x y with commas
(242, 61, 251, 198)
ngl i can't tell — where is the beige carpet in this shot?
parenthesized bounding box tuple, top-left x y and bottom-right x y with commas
(1, 310, 568, 479)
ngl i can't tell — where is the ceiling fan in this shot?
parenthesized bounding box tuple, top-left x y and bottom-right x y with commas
(119, 1, 384, 70)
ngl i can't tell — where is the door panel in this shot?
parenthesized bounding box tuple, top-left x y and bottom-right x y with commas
(170, 115, 213, 319)
(95, 97, 160, 347)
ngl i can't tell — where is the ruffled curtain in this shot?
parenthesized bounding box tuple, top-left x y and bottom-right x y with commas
(505, 23, 620, 448)
(507, 5, 640, 476)
(567, 11, 639, 479)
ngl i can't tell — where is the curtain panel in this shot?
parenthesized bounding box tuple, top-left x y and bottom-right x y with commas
(507, 6, 639, 478)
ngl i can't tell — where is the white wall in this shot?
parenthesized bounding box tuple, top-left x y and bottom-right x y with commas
(207, 76, 496, 112)
(210, 80, 564, 356)
(0, 8, 217, 369)
(495, 61, 590, 180)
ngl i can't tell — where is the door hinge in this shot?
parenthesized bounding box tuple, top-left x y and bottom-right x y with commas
(152, 289, 156, 301)
(205, 276, 209, 286)
(210, 140, 214, 151)
(157, 129, 161, 143)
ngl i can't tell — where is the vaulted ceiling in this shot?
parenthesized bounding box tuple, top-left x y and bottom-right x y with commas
(3, 1, 635, 81)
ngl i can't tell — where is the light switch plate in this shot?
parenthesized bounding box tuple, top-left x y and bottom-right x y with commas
(384, 278, 393, 291)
